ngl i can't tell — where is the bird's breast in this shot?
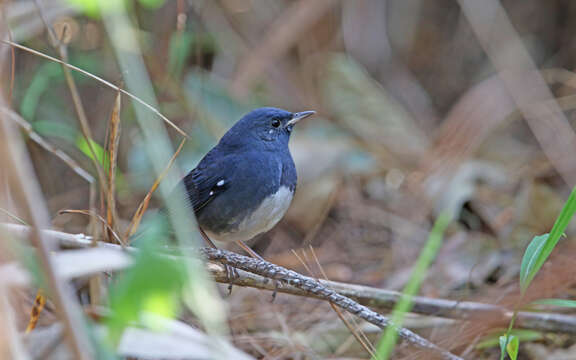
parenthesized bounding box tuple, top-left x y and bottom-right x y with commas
(205, 186, 294, 243)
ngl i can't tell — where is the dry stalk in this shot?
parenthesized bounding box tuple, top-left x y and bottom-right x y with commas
(0, 110, 92, 358)
(124, 138, 187, 241)
(105, 90, 122, 241)
(34, 0, 107, 197)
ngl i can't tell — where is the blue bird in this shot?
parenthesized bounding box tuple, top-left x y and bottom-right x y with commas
(181, 107, 315, 256)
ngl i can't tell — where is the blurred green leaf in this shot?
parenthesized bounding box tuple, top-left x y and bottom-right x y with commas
(520, 185, 576, 293)
(66, 0, 117, 18)
(76, 136, 109, 169)
(66, 0, 164, 17)
(532, 298, 576, 307)
(138, 0, 166, 9)
(21, 63, 63, 121)
(107, 215, 187, 345)
(32, 120, 78, 142)
(168, 32, 194, 80)
(65, 0, 122, 17)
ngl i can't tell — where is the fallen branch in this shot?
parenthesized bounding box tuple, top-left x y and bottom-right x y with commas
(206, 261, 576, 335)
(201, 248, 461, 360)
(3, 223, 461, 359)
(6, 223, 576, 336)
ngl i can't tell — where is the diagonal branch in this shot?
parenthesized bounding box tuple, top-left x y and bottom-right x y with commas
(5, 223, 576, 336)
(201, 248, 461, 360)
(1, 223, 461, 359)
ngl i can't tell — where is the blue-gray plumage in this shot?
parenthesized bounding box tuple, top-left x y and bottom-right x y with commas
(182, 107, 315, 244)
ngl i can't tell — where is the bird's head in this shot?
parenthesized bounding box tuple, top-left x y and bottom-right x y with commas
(220, 107, 315, 150)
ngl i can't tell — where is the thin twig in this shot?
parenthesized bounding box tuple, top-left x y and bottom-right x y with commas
(201, 248, 461, 360)
(0, 39, 188, 138)
(309, 247, 377, 357)
(7, 223, 576, 336)
(34, 0, 107, 198)
(0, 107, 94, 183)
(58, 210, 125, 247)
(124, 137, 187, 241)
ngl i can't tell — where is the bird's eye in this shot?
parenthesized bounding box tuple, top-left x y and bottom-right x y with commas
(271, 119, 281, 128)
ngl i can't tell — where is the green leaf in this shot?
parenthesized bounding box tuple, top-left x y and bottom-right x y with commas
(32, 120, 78, 142)
(499, 335, 518, 360)
(65, 0, 124, 18)
(372, 212, 451, 360)
(519, 185, 576, 293)
(477, 329, 541, 349)
(533, 298, 576, 307)
(138, 0, 165, 9)
(20, 63, 63, 121)
(168, 32, 194, 80)
(519, 234, 549, 292)
(76, 136, 109, 169)
(507, 336, 519, 360)
(106, 215, 188, 345)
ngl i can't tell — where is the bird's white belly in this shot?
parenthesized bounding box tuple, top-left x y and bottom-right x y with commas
(207, 186, 294, 243)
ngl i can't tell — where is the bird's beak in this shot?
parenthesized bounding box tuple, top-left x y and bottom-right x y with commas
(286, 111, 315, 127)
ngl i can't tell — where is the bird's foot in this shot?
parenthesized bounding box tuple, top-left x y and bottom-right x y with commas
(270, 279, 281, 302)
(224, 264, 239, 296)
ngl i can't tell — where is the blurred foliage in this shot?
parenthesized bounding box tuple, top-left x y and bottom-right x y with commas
(106, 215, 187, 345)
(66, 0, 166, 18)
(8, 0, 576, 358)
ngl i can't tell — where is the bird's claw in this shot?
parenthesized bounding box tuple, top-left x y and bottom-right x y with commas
(270, 279, 281, 302)
(224, 264, 239, 295)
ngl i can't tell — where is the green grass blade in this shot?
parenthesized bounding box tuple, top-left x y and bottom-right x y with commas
(372, 213, 451, 360)
(519, 185, 576, 293)
(532, 298, 576, 307)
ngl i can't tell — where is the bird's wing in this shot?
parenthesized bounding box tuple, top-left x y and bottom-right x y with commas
(181, 149, 233, 213)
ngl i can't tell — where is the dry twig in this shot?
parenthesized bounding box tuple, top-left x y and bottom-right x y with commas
(0, 107, 94, 183)
(0, 112, 92, 358)
(0, 39, 188, 138)
(6, 223, 576, 337)
(205, 248, 462, 360)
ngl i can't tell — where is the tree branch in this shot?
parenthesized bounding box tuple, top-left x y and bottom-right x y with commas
(6, 223, 576, 337)
(201, 248, 461, 360)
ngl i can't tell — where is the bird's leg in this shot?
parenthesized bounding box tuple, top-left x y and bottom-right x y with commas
(236, 240, 280, 302)
(199, 228, 238, 294)
(235, 239, 265, 260)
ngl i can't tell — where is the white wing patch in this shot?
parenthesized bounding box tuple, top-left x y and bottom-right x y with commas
(206, 186, 294, 243)
(216, 179, 225, 187)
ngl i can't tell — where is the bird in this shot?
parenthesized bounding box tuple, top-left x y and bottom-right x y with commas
(180, 107, 315, 259)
